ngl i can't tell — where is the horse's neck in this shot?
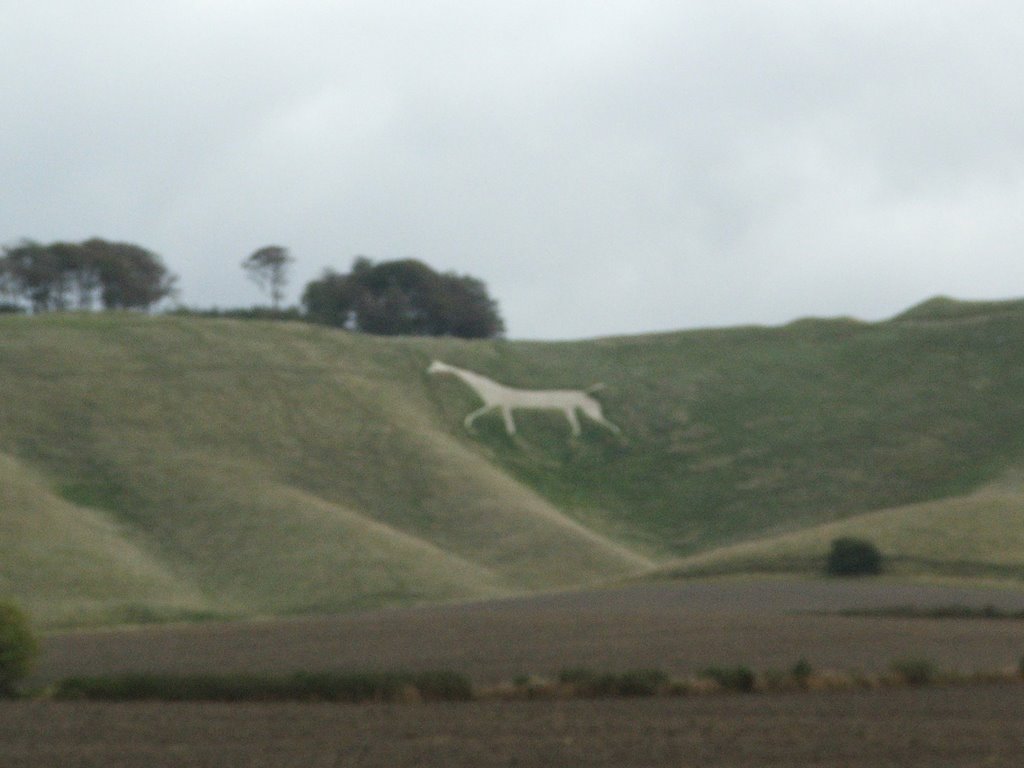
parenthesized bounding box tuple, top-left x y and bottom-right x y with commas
(451, 367, 501, 395)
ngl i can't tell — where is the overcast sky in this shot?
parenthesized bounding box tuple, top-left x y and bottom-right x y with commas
(2, 2, 1022, 339)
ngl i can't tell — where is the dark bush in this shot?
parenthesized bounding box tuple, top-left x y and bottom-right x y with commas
(701, 666, 757, 693)
(826, 537, 882, 576)
(557, 668, 668, 697)
(289, 672, 398, 702)
(409, 670, 473, 701)
(0, 603, 38, 697)
(791, 658, 813, 688)
(889, 659, 936, 686)
(614, 669, 669, 696)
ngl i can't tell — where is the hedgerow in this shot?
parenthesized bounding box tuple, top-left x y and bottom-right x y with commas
(53, 670, 471, 703)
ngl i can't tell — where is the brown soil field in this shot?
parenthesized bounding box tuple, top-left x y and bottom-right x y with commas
(35, 579, 1024, 686)
(4, 686, 1024, 767)
(14, 581, 1024, 766)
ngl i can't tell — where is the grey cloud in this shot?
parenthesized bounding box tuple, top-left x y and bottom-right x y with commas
(2, 1, 1022, 338)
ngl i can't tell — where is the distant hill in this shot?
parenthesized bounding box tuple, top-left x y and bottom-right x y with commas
(3, 298, 1024, 627)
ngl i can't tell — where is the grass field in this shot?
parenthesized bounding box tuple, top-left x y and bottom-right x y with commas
(5, 297, 1024, 625)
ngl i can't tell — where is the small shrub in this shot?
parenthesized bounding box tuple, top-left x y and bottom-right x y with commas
(556, 668, 667, 697)
(614, 669, 669, 696)
(701, 666, 756, 693)
(290, 671, 401, 702)
(889, 659, 936, 687)
(409, 670, 473, 701)
(0, 602, 38, 697)
(791, 658, 813, 688)
(826, 537, 882, 576)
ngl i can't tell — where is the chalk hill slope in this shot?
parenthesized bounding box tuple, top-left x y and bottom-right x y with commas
(2, 297, 1024, 627)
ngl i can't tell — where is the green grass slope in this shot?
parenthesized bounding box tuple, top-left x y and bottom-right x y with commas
(0, 451, 213, 627)
(0, 314, 649, 627)
(663, 476, 1024, 581)
(422, 298, 1024, 556)
(3, 296, 1024, 626)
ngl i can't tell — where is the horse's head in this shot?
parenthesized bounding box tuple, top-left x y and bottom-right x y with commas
(427, 360, 452, 375)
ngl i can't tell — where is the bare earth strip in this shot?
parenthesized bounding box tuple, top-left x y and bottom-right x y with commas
(36, 580, 1024, 686)
(3, 688, 1024, 768)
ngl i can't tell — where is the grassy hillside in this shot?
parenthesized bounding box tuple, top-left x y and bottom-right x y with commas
(663, 477, 1024, 581)
(0, 451, 212, 627)
(3, 297, 1024, 626)
(425, 299, 1024, 555)
(0, 313, 650, 627)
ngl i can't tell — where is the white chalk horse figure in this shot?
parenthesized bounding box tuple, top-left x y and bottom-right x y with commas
(427, 360, 621, 437)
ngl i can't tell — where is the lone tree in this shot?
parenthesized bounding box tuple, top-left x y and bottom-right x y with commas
(243, 245, 294, 310)
(302, 257, 504, 339)
(0, 602, 38, 697)
(826, 537, 882, 576)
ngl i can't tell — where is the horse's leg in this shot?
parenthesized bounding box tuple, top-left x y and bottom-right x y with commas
(565, 408, 582, 436)
(501, 406, 517, 435)
(464, 404, 493, 431)
(582, 400, 621, 434)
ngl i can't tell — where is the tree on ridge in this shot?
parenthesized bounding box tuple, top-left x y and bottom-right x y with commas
(242, 245, 294, 310)
(0, 238, 176, 312)
(302, 256, 504, 339)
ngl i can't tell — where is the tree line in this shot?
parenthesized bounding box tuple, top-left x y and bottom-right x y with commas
(302, 257, 504, 338)
(1, 239, 504, 339)
(0, 239, 176, 313)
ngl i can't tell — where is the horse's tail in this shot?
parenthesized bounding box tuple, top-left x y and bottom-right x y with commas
(586, 383, 607, 395)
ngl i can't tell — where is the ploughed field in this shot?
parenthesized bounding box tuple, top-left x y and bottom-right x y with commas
(4, 688, 1024, 767)
(16, 580, 1024, 767)
(35, 580, 1024, 685)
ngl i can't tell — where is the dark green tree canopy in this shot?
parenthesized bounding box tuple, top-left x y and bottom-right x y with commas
(0, 238, 176, 312)
(300, 269, 355, 328)
(302, 257, 504, 339)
